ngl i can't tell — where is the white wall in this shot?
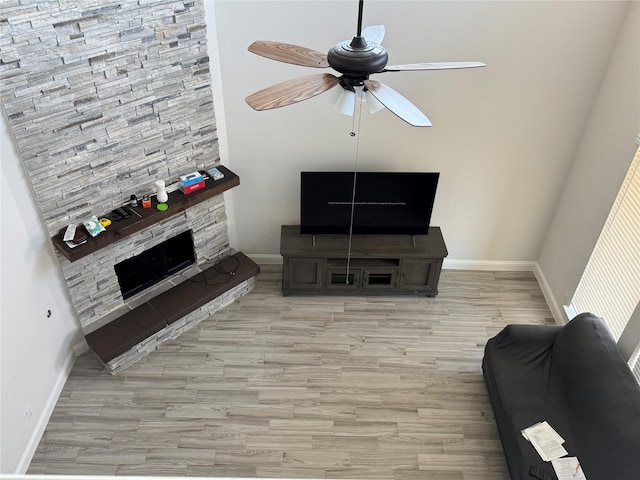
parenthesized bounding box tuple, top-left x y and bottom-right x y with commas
(538, 1, 639, 317)
(209, 0, 630, 260)
(203, 0, 238, 248)
(0, 109, 82, 473)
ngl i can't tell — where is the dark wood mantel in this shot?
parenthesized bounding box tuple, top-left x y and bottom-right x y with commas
(51, 165, 239, 262)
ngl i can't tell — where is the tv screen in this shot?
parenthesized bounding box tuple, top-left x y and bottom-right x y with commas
(300, 171, 439, 235)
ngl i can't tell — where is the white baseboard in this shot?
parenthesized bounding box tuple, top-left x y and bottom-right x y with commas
(247, 253, 283, 265)
(14, 336, 84, 474)
(533, 264, 570, 326)
(443, 258, 537, 271)
(72, 336, 89, 356)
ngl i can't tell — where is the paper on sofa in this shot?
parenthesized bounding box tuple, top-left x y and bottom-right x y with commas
(521, 421, 568, 462)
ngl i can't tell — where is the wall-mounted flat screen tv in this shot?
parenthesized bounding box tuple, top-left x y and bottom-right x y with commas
(300, 171, 439, 235)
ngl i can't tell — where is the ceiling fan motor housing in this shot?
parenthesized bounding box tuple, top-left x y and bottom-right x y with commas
(327, 38, 388, 80)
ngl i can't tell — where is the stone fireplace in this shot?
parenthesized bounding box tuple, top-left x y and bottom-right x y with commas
(0, 1, 257, 372)
(60, 193, 231, 334)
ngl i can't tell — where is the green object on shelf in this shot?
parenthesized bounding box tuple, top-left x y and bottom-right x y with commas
(157, 203, 168, 211)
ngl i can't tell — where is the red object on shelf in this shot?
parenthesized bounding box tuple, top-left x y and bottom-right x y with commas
(179, 180, 205, 194)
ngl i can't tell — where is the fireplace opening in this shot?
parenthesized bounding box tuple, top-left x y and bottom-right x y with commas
(114, 230, 196, 299)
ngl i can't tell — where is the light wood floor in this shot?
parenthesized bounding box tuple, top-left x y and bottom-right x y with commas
(28, 265, 555, 479)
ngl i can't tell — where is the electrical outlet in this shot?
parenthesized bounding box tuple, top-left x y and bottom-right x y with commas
(24, 404, 33, 421)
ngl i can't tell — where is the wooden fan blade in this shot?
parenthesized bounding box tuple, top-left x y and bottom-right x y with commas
(385, 61, 486, 72)
(248, 40, 329, 68)
(362, 24, 385, 44)
(246, 73, 340, 111)
(363, 80, 432, 127)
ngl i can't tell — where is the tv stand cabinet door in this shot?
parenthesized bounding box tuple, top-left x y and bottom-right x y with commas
(363, 268, 399, 290)
(283, 257, 323, 295)
(399, 258, 443, 296)
(325, 268, 361, 290)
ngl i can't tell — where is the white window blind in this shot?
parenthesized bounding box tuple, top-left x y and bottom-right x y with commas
(570, 145, 640, 340)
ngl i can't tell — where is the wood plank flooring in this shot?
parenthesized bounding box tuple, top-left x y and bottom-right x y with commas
(28, 265, 555, 479)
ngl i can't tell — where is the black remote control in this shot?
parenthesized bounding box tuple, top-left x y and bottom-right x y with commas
(529, 465, 554, 480)
(116, 207, 131, 218)
(110, 207, 131, 221)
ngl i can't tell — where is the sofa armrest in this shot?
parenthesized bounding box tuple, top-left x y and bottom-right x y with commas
(549, 313, 640, 480)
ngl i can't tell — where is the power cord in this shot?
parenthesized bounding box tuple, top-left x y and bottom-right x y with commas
(214, 255, 239, 276)
(184, 255, 240, 287)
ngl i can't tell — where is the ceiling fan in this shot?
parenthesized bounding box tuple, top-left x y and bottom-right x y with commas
(245, 0, 486, 127)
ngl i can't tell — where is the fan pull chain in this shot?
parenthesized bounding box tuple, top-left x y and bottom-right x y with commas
(345, 88, 365, 285)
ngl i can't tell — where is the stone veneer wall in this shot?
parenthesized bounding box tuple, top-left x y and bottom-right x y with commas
(0, 0, 219, 236)
(0, 1, 244, 343)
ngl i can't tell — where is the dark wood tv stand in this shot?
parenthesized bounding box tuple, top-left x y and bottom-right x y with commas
(280, 225, 448, 296)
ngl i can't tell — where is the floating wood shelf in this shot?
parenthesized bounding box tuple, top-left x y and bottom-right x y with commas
(51, 165, 239, 262)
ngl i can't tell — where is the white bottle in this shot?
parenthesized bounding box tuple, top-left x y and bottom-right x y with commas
(155, 180, 168, 203)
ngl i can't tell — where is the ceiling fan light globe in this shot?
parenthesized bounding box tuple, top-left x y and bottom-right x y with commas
(335, 89, 356, 116)
(364, 90, 385, 114)
(327, 84, 344, 106)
